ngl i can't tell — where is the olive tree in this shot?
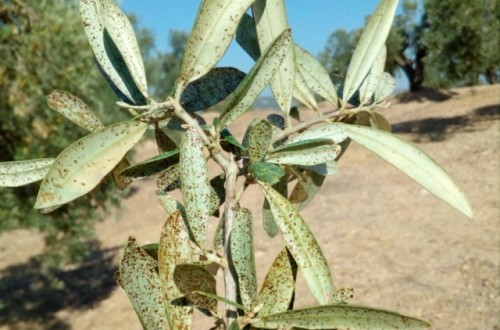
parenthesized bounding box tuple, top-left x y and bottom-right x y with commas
(0, 0, 473, 329)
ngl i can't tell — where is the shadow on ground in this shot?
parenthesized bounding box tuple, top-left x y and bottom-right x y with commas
(0, 244, 120, 330)
(396, 87, 459, 103)
(392, 104, 499, 142)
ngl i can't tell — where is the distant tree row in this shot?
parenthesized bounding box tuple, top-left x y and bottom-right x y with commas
(319, 0, 499, 91)
(0, 0, 186, 267)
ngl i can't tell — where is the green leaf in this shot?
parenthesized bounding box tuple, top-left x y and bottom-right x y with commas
(114, 237, 168, 329)
(179, 128, 212, 245)
(155, 125, 177, 154)
(142, 243, 159, 261)
(262, 173, 287, 237)
(266, 140, 340, 166)
(218, 29, 293, 129)
(181, 67, 246, 112)
(252, 304, 431, 329)
(255, 248, 297, 317)
(359, 46, 387, 105)
(338, 123, 473, 218)
(177, 0, 256, 90)
(235, 13, 260, 61)
(192, 291, 246, 311)
(342, 0, 398, 104)
(295, 44, 339, 106)
(34, 121, 147, 209)
(0, 158, 55, 187)
(244, 119, 273, 164)
(250, 162, 285, 185)
(118, 149, 180, 186)
(229, 207, 257, 310)
(47, 90, 104, 132)
(356, 111, 392, 132)
(286, 125, 348, 145)
(289, 170, 326, 211)
(100, 0, 148, 98)
(173, 264, 218, 316)
(79, 0, 146, 104)
(259, 182, 334, 304)
(159, 211, 193, 329)
(252, 0, 295, 114)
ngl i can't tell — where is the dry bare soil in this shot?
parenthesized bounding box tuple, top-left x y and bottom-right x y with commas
(1, 85, 499, 330)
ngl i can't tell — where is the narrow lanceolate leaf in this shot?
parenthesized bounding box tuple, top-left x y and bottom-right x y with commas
(118, 149, 179, 186)
(259, 182, 334, 304)
(0, 158, 55, 187)
(262, 174, 287, 237)
(252, 304, 431, 329)
(173, 264, 218, 315)
(47, 90, 104, 132)
(359, 46, 387, 105)
(294, 69, 320, 111)
(374, 72, 396, 103)
(342, 0, 398, 105)
(159, 211, 193, 329)
(181, 67, 246, 112)
(301, 161, 338, 177)
(229, 208, 257, 310)
(295, 45, 339, 106)
(114, 238, 168, 329)
(286, 124, 348, 145)
(252, 0, 295, 114)
(218, 29, 292, 129)
(244, 119, 273, 164)
(100, 0, 148, 98)
(177, 0, 256, 91)
(156, 164, 180, 194)
(266, 140, 341, 166)
(179, 128, 211, 245)
(255, 248, 297, 317)
(34, 121, 147, 209)
(79, 0, 146, 104)
(235, 13, 261, 61)
(338, 123, 473, 218)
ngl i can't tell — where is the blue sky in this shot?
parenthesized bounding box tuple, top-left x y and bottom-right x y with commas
(121, 1, 385, 72)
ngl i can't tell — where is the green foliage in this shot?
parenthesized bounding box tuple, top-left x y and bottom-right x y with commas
(0, 0, 475, 328)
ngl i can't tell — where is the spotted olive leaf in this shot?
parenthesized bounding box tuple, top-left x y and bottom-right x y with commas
(181, 67, 246, 112)
(300, 161, 338, 177)
(79, 0, 146, 104)
(192, 291, 246, 311)
(0, 158, 55, 187)
(337, 122, 473, 218)
(251, 304, 431, 329)
(177, 0, 256, 91)
(99, 0, 148, 98)
(293, 69, 320, 111)
(34, 121, 147, 209)
(359, 46, 387, 105)
(252, 0, 295, 114)
(179, 128, 211, 245)
(374, 72, 396, 103)
(156, 164, 180, 194)
(259, 182, 334, 304)
(289, 170, 325, 211)
(254, 248, 297, 317)
(261, 172, 287, 238)
(286, 124, 348, 145)
(229, 207, 257, 310)
(356, 111, 392, 132)
(265, 140, 340, 166)
(218, 29, 292, 129)
(295, 44, 339, 106)
(47, 90, 104, 132)
(342, 0, 398, 105)
(117, 149, 179, 186)
(244, 119, 273, 164)
(159, 211, 193, 329)
(114, 237, 168, 330)
(173, 264, 218, 316)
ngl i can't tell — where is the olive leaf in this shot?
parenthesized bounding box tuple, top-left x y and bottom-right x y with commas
(0, 158, 55, 187)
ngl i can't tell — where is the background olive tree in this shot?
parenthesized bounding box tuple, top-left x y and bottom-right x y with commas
(0, 0, 473, 329)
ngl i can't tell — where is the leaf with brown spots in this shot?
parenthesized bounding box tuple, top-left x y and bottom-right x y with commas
(0, 158, 55, 187)
(114, 237, 169, 329)
(118, 149, 179, 186)
(159, 211, 193, 329)
(34, 120, 147, 209)
(252, 304, 431, 329)
(254, 248, 297, 317)
(265, 139, 340, 166)
(243, 119, 273, 164)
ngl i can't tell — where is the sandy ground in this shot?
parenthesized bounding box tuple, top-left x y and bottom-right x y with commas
(0, 85, 499, 329)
